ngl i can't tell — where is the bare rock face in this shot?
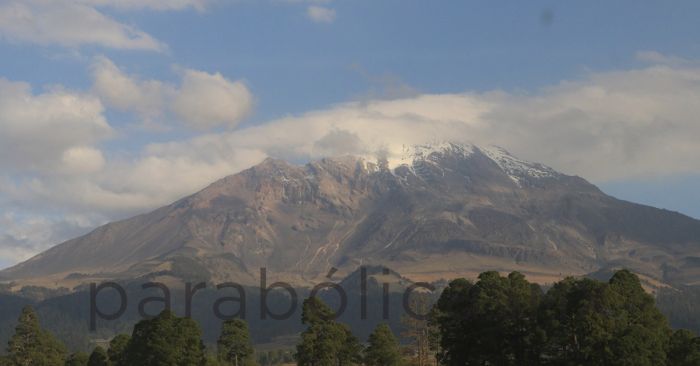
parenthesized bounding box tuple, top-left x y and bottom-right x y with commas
(3, 143, 700, 288)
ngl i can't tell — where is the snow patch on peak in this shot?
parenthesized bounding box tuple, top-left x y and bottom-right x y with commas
(409, 142, 475, 160)
(356, 142, 559, 186)
(388, 142, 475, 168)
(357, 158, 381, 173)
(479, 146, 559, 184)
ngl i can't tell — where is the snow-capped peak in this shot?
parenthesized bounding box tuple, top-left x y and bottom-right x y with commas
(364, 141, 559, 185)
(390, 142, 475, 168)
(478, 145, 559, 184)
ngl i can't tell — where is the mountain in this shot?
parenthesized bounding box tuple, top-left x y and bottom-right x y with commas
(2, 142, 700, 289)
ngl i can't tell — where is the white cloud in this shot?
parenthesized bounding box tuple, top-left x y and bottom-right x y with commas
(81, 0, 208, 11)
(110, 60, 700, 184)
(0, 0, 209, 54)
(307, 5, 335, 23)
(480, 65, 700, 181)
(60, 146, 106, 175)
(0, 212, 99, 265)
(91, 57, 254, 130)
(636, 51, 694, 67)
(91, 56, 170, 119)
(0, 78, 112, 173)
(0, 0, 167, 51)
(172, 70, 254, 130)
(12, 57, 700, 216)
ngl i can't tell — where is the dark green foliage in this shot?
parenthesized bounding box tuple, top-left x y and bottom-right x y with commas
(205, 355, 222, 366)
(667, 329, 700, 366)
(0, 278, 402, 352)
(295, 297, 362, 366)
(540, 270, 670, 366)
(0, 269, 693, 366)
(364, 324, 402, 366)
(124, 310, 206, 366)
(64, 352, 89, 366)
(338, 326, 363, 366)
(106, 335, 129, 366)
(431, 278, 472, 366)
(6, 305, 66, 366)
(434, 270, 674, 366)
(217, 319, 255, 366)
(606, 270, 670, 365)
(87, 347, 108, 366)
(433, 272, 543, 365)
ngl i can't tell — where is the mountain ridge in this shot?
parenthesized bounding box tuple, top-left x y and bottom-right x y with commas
(3, 142, 700, 289)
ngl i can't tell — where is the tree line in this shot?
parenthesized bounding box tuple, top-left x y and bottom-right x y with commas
(431, 270, 700, 365)
(0, 306, 256, 366)
(2, 269, 700, 365)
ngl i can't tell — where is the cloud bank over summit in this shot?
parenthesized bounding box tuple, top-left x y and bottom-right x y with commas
(148, 59, 700, 183)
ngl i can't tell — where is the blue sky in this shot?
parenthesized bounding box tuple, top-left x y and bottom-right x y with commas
(4, 1, 700, 120)
(1, 0, 700, 267)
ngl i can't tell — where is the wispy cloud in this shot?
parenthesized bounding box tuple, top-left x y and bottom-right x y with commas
(307, 5, 336, 23)
(82, 0, 208, 11)
(0, 0, 206, 51)
(92, 57, 254, 130)
(0, 78, 112, 173)
(636, 50, 696, 67)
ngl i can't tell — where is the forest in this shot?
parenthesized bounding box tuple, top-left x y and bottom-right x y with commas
(2, 269, 700, 366)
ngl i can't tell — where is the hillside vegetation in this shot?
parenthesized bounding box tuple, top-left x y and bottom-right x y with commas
(2, 270, 700, 365)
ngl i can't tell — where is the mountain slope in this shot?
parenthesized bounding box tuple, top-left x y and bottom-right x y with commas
(3, 143, 700, 288)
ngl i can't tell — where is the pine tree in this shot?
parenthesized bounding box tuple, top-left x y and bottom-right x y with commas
(667, 329, 700, 366)
(295, 297, 362, 366)
(205, 355, 222, 366)
(6, 306, 66, 366)
(87, 347, 109, 366)
(339, 326, 363, 366)
(431, 278, 472, 366)
(107, 335, 129, 366)
(217, 319, 255, 366)
(433, 272, 543, 366)
(540, 270, 670, 365)
(124, 310, 206, 366)
(64, 352, 89, 366)
(364, 324, 402, 366)
(606, 269, 670, 365)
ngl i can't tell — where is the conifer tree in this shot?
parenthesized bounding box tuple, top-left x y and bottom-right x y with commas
(295, 297, 362, 366)
(433, 272, 543, 365)
(364, 324, 402, 366)
(107, 335, 130, 366)
(667, 329, 700, 366)
(540, 270, 670, 365)
(87, 347, 109, 366)
(124, 310, 206, 366)
(434, 269, 673, 365)
(217, 319, 255, 366)
(64, 352, 89, 366)
(6, 306, 66, 366)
